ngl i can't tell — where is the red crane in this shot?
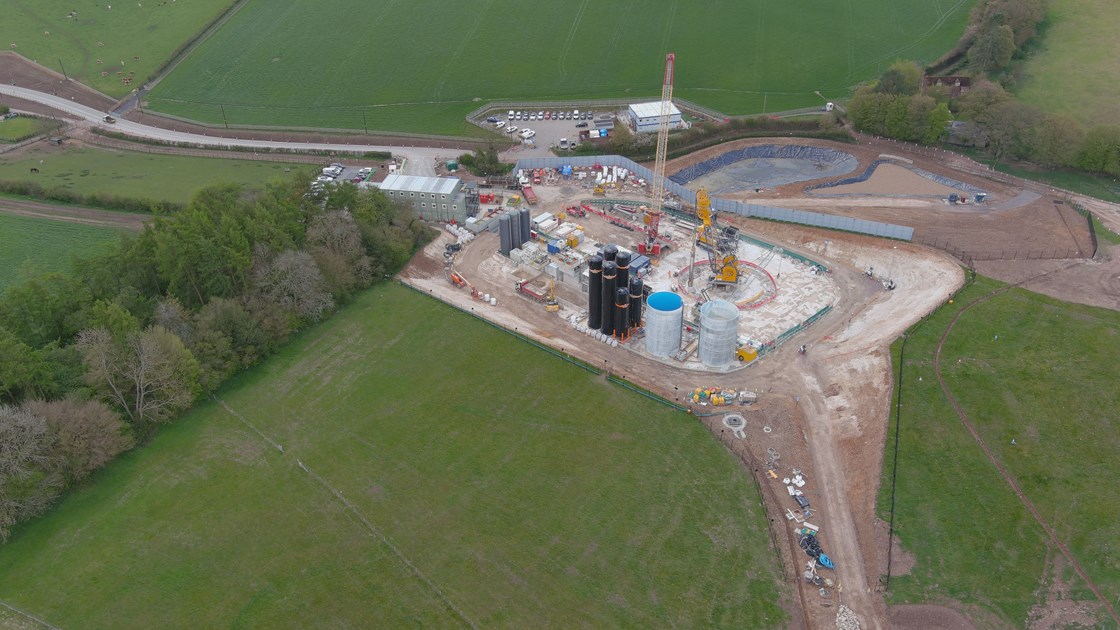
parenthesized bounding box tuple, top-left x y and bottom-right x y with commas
(640, 53, 675, 257)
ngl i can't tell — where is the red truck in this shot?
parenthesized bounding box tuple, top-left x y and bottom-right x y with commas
(522, 186, 539, 205)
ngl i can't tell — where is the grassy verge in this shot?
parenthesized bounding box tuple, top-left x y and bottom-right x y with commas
(0, 145, 316, 205)
(880, 275, 1120, 625)
(0, 213, 125, 290)
(0, 283, 785, 628)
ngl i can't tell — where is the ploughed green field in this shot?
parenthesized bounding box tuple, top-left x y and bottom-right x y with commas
(0, 283, 785, 628)
(147, 0, 975, 135)
(0, 213, 125, 290)
(0, 0, 235, 99)
(879, 275, 1120, 626)
(1017, 0, 1120, 127)
(0, 145, 315, 204)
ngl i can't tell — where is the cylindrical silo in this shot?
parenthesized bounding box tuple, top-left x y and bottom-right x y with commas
(509, 210, 522, 250)
(601, 261, 617, 337)
(645, 291, 683, 357)
(699, 300, 741, 368)
(588, 255, 603, 330)
(603, 244, 618, 263)
(519, 208, 531, 246)
(615, 251, 631, 298)
(614, 287, 630, 338)
(498, 213, 513, 256)
(629, 277, 644, 329)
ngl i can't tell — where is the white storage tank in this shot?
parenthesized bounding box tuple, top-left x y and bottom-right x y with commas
(699, 300, 740, 368)
(645, 291, 684, 357)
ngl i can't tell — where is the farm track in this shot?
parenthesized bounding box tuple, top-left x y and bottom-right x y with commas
(0, 197, 147, 229)
(932, 267, 1120, 626)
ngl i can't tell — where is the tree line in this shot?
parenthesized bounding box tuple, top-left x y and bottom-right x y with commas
(0, 175, 432, 540)
(849, 60, 1120, 176)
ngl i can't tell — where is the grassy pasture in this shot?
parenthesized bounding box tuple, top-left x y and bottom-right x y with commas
(147, 0, 975, 135)
(0, 283, 785, 628)
(0, 145, 315, 204)
(879, 276, 1120, 625)
(0, 0, 235, 99)
(1016, 0, 1120, 127)
(0, 212, 124, 290)
(0, 117, 56, 143)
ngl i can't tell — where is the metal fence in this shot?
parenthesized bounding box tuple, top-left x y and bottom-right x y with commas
(515, 155, 915, 241)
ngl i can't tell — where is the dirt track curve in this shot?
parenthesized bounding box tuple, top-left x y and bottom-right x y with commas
(933, 268, 1120, 626)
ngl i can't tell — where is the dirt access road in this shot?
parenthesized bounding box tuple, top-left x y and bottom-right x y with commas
(0, 197, 148, 229)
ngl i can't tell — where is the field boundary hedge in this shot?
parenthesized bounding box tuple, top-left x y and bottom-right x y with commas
(0, 179, 182, 215)
(89, 127, 393, 160)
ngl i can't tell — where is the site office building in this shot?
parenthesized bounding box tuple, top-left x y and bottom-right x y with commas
(628, 101, 685, 133)
(375, 174, 468, 222)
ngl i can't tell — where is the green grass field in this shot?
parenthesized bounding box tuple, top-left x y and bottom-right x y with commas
(0, 283, 785, 628)
(0, 146, 315, 204)
(146, 0, 975, 135)
(0, 117, 56, 143)
(0, 0, 235, 99)
(0, 212, 124, 290)
(1017, 0, 1120, 127)
(879, 275, 1120, 626)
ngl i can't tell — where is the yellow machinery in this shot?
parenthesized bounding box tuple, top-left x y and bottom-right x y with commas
(713, 253, 739, 285)
(592, 186, 606, 196)
(545, 279, 560, 311)
(736, 346, 758, 362)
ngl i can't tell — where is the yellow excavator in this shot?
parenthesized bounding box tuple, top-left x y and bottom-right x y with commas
(545, 279, 560, 311)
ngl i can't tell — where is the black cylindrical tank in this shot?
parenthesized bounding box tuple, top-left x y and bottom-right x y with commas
(587, 255, 603, 330)
(603, 244, 618, 263)
(629, 277, 644, 328)
(601, 261, 617, 337)
(615, 251, 631, 298)
(614, 287, 630, 338)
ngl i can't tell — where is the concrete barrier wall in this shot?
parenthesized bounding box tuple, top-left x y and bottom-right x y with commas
(514, 155, 915, 241)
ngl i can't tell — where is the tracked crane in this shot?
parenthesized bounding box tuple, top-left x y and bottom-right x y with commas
(639, 53, 675, 257)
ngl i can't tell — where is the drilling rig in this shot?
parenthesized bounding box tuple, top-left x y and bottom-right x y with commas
(638, 53, 675, 257)
(694, 188, 741, 285)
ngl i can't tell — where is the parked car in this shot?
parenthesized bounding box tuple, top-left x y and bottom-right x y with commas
(495, 121, 505, 129)
(508, 126, 519, 134)
(486, 116, 499, 123)
(575, 122, 588, 128)
(508, 110, 515, 120)
(544, 112, 551, 120)
(537, 110, 544, 119)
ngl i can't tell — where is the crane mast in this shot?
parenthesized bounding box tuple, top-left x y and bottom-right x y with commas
(642, 53, 675, 256)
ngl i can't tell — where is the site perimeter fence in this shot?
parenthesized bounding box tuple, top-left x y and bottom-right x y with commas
(1070, 201, 1099, 258)
(137, 106, 499, 150)
(757, 305, 832, 358)
(584, 198, 831, 273)
(465, 97, 727, 126)
(883, 267, 976, 591)
(397, 280, 689, 414)
(515, 155, 914, 241)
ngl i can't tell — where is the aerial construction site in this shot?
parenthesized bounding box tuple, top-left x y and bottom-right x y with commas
(397, 50, 1110, 629)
